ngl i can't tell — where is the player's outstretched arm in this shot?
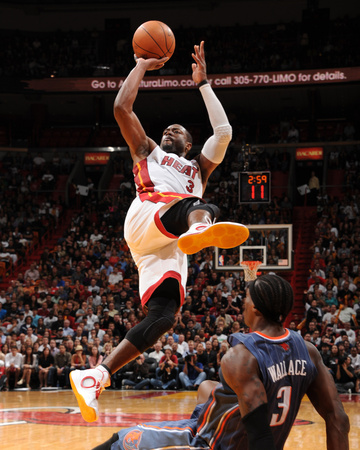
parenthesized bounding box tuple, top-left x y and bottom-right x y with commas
(192, 41, 232, 187)
(305, 341, 350, 450)
(113, 57, 167, 163)
(221, 345, 276, 450)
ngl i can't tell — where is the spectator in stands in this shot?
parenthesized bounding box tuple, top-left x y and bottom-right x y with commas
(215, 308, 234, 329)
(216, 340, 230, 367)
(49, 339, 59, 358)
(224, 292, 242, 315)
(151, 346, 179, 390)
(63, 319, 75, 338)
(343, 322, 356, 346)
(319, 342, 331, 366)
(179, 351, 206, 391)
(349, 347, 360, 392)
(147, 341, 164, 364)
(38, 347, 54, 388)
(33, 152, 46, 167)
(41, 169, 55, 191)
(85, 307, 99, 329)
(26, 327, 38, 345)
(308, 279, 327, 296)
(88, 345, 103, 369)
(184, 319, 197, 341)
(108, 266, 123, 285)
(38, 336, 50, 352)
(193, 295, 210, 315)
(337, 299, 357, 325)
(308, 171, 320, 205)
(322, 304, 338, 327)
(38, 300, 50, 317)
(323, 325, 336, 344)
(338, 281, 354, 305)
(36, 317, 46, 336)
(335, 355, 355, 393)
(343, 121, 356, 140)
(287, 122, 299, 142)
(19, 315, 34, 335)
(311, 330, 322, 348)
(100, 309, 112, 329)
(176, 333, 188, 356)
(211, 326, 228, 344)
(75, 301, 88, 323)
(70, 345, 87, 371)
(24, 263, 40, 281)
(4, 345, 22, 390)
(324, 289, 338, 307)
(18, 345, 36, 388)
(201, 340, 217, 379)
(121, 354, 151, 390)
(306, 299, 323, 325)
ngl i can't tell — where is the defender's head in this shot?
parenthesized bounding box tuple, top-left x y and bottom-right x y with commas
(247, 274, 294, 324)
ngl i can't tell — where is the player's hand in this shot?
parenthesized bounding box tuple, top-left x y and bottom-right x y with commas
(135, 55, 169, 71)
(191, 41, 207, 85)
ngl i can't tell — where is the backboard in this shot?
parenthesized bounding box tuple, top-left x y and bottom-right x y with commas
(214, 224, 293, 272)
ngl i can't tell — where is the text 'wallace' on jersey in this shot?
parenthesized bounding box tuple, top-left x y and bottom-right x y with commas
(267, 359, 308, 383)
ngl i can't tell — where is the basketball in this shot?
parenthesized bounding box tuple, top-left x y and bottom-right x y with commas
(132, 20, 175, 60)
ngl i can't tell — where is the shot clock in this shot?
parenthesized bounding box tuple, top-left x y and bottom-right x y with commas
(239, 171, 271, 204)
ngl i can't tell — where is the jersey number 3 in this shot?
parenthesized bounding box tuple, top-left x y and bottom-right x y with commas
(186, 180, 195, 193)
(270, 386, 292, 426)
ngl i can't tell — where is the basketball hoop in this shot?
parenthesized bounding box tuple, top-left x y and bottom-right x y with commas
(240, 261, 263, 282)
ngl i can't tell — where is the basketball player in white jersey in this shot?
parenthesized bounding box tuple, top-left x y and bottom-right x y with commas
(70, 41, 249, 422)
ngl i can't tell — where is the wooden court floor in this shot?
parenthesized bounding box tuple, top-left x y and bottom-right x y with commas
(0, 389, 359, 449)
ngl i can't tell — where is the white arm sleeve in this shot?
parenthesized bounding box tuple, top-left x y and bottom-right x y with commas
(199, 83, 232, 164)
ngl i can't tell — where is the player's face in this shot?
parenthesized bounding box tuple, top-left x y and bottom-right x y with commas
(160, 124, 190, 156)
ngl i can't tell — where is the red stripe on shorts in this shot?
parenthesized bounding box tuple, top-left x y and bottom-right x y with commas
(154, 210, 178, 239)
(142, 271, 184, 306)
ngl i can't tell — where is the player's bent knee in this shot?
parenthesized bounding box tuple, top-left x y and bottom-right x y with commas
(143, 314, 175, 346)
(126, 297, 177, 353)
(197, 380, 217, 404)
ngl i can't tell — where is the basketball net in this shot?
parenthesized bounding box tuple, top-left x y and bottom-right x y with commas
(240, 261, 263, 282)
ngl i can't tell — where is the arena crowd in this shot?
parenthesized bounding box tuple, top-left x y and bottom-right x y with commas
(0, 140, 359, 393)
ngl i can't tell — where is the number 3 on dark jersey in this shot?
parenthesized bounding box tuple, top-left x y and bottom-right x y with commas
(270, 386, 292, 426)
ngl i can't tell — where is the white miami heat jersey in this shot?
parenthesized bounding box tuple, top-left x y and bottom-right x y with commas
(133, 146, 203, 202)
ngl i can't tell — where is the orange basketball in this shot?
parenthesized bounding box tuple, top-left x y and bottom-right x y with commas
(132, 20, 175, 60)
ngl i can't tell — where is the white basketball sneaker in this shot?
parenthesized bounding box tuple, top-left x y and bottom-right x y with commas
(70, 366, 110, 422)
(177, 221, 249, 255)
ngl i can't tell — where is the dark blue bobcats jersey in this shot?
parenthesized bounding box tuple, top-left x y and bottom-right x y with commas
(196, 329, 318, 450)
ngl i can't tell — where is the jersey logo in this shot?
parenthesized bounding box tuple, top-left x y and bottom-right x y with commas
(160, 155, 199, 179)
(279, 342, 290, 351)
(123, 428, 143, 449)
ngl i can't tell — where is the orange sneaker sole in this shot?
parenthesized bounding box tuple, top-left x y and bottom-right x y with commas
(178, 222, 249, 255)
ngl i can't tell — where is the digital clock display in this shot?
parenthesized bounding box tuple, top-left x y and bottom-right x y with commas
(239, 171, 271, 203)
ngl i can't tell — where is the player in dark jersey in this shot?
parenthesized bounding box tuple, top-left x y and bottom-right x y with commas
(92, 274, 349, 450)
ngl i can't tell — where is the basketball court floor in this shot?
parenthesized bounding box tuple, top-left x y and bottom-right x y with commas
(0, 389, 359, 449)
